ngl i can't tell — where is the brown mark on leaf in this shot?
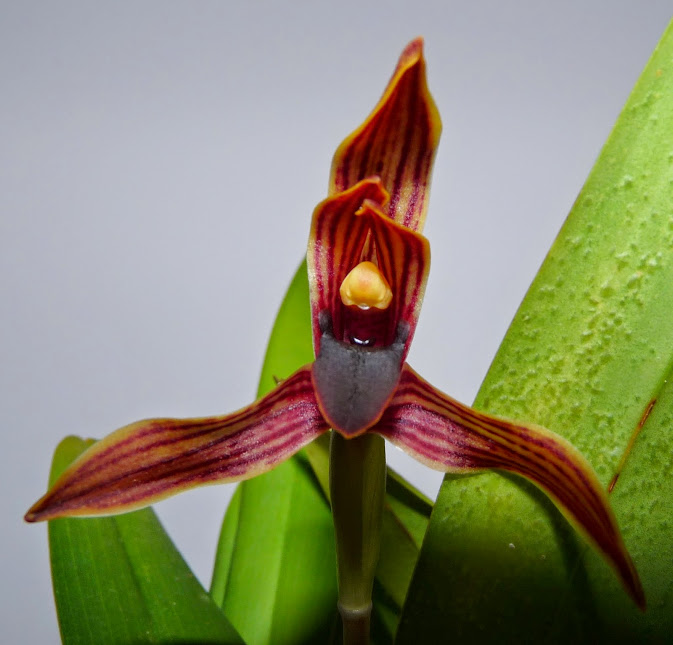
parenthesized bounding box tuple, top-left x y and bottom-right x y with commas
(608, 398, 656, 493)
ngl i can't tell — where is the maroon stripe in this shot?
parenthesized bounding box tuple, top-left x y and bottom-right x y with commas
(389, 74, 418, 227)
(338, 145, 352, 193)
(379, 417, 610, 540)
(62, 421, 326, 514)
(70, 405, 318, 496)
(115, 422, 326, 508)
(47, 403, 326, 510)
(377, 417, 483, 467)
(357, 135, 374, 186)
(96, 397, 319, 485)
(383, 395, 611, 528)
(75, 386, 315, 479)
(402, 377, 608, 523)
(405, 395, 609, 525)
(310, 183, 387, 348)
(65, 370, 316, 478)
(408, 105, 432, 228)
(388, 373, 608, 510)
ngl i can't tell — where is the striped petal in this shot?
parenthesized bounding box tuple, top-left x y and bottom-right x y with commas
(307, 181, 430, 356)
(361, 199, 430, 360)
(329, 37, 442, 232)
(307, 185, 430, 437)
(25, 366, 328, 522)
(375, 364, 645, 609)
(307, 177, 389, 354)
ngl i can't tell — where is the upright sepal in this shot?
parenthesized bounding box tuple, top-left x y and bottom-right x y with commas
(376, 364, 645, 609)
(26, 365, 328, 521)
(330, 37, 442, 232)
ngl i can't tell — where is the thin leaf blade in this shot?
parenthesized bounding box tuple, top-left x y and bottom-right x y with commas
(49, 436, 243, 645)
(216, 457, 338, 645)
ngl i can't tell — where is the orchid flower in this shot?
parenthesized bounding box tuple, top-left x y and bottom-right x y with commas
(26, 38, 644, 640)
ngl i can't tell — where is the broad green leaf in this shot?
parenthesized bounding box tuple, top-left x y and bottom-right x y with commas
(398, 19, 673, 643)
(371, 472, 432, 644)
(378, 471, 432, 610)
(256, 259, 316, 398)
(213, 456, 339, 645)
(211, 261, 432, 643)
(49, 436, 243, 645)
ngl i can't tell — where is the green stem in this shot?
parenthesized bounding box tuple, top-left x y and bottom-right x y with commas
(329, 431, 386, 645)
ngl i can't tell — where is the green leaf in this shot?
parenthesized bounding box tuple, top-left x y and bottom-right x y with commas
(256, 260, 317, 399)
(212, 456, 339, 645)
(398, 19, 673, 643)
(210, 485, 243, 605)
(48, 436, 243, 645)
(371, 471, 432, 644)
(377, 470, 432, 610)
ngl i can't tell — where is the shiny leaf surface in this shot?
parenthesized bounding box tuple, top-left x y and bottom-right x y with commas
(48, 436, 243, 645)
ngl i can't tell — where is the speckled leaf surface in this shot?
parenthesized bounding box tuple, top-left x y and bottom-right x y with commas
(398, 20, 673, 644)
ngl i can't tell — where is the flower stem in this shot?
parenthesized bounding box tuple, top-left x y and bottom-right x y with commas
(329, 431, 386, 645)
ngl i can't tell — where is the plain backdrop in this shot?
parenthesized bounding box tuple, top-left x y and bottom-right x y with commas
(2, 2, 671, 642)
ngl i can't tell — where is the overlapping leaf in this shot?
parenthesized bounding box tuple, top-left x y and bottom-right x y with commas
(48, 436, 243, 645)
(398, 19, 673, 643)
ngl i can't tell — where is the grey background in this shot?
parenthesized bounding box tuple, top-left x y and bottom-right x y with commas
(2, 2, 671, 642)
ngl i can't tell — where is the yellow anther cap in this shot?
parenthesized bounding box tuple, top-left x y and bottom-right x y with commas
(339, 261, 393, 310)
